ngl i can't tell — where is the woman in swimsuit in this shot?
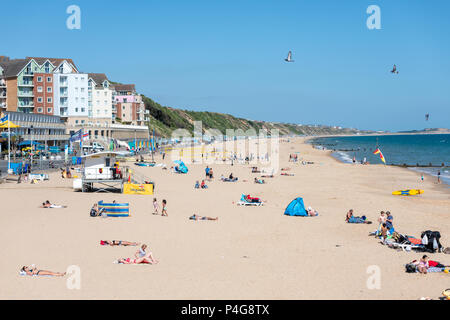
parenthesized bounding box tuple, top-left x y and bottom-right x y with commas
(135, 244, 159, 264)
(100, 240, 138, 246)
(189, 214, 218, 221)
(20, 265, 66, 277)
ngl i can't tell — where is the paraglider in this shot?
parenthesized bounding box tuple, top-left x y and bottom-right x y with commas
(425, 113, 430, 121)
(390, 64, 399, 74)
(284, 51, 294, 62)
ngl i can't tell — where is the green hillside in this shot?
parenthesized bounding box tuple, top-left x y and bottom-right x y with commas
(142, 95, 369, 137)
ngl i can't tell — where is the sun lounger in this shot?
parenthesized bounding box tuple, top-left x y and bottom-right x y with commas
(237, 194, 264, 206)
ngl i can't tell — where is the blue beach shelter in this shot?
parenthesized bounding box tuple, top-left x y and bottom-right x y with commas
(284, 197, 308, 216)
(174, 160, 188, 173)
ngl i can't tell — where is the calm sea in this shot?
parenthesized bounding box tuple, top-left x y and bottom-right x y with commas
(308, 134, 450, 186)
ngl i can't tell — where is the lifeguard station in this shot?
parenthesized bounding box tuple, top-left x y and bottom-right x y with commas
(78, 152, 129, 193)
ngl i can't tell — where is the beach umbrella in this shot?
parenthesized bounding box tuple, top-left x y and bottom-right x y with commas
(0, 120, 20, 128)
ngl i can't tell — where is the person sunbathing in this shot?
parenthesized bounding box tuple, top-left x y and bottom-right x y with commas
(100, 240, 139, 246)
(307, 206, 319, 216)
(281, 173, 294, 176)
(261, 174, 274, 178)
(251, 167, 261, 173)
(189, 214, 218, 221)
(40, 200, 67, 208)
(20, 265, 66, 277)
(254, 178, 265, 184)
(345, 209, 371, 224)
(245, 195, 261, 203)
(116, 257, 155, 264)
(412, 256, 430, 274)
(281, 168, 291, 171)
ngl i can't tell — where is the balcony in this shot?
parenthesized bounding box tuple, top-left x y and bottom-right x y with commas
(18, 82, 34, 87)
(18, 91, 34, 97)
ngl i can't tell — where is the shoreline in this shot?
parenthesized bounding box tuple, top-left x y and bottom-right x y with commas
(304, 135, 450, 189)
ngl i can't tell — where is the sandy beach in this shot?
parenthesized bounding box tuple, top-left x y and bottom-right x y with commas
(1, 137, 449, 300)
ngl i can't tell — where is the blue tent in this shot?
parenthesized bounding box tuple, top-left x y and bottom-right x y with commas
(284, 197, 308, 216)
(174, 160, 188, 174)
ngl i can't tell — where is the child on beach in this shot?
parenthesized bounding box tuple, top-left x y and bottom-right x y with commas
(152, 198, 159, 215)
(161, 199, 168, 216)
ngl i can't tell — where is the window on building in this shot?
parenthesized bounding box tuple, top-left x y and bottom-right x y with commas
(75, 120, 79, 124)
(75, 97, 79, 103)
(75, 108, 78, 112)
(81, 108, 85, 112)
(81, 88, 85, 93)
(37, 76, 43, 82)
(47, 87, 52, 93)
(81, 120, 85, 124)
(81, 98, 85, 103)
(47, 108, 52, 113)
(37, 107, 43, 113)
(47, 97, 52, 103)
(37, 87, 43, 93)
(37, 97, 43, 103)
(47, 77, 52, 82)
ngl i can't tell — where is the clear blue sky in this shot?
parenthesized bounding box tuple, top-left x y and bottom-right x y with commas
(2, 0, 450, 131)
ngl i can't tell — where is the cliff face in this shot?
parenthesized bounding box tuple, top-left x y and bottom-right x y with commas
(142, 95, 368, 138)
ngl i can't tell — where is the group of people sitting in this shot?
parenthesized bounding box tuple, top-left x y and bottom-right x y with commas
(39, 200, 67, 209)
(221, 173, 238, 182)
(194, 180, 208, 189)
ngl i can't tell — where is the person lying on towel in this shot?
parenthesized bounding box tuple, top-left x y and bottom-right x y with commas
(100, 240, 139, 246)
(307, 206, 319, 217)
(40, 200, 67, 208)
(245, 195, 261, 203)
(254, 178, 265, 184)
(345, 209, 371, 224)
(20, 265, 66, 277)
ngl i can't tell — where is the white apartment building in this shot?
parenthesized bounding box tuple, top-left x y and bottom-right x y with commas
(52, 60, 88, 118)
(88, 73, 113, 124)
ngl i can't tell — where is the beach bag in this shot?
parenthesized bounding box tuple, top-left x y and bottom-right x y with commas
(405, 264, 417, 273)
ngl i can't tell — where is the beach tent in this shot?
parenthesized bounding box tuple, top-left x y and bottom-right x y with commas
(174, 160, 188, 173)
(284, 197, 308, 216)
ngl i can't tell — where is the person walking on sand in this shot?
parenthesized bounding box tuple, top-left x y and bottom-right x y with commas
(152, 198, 159, 215)
(161, 199, 168, 216)
(437, 170, 441, 184)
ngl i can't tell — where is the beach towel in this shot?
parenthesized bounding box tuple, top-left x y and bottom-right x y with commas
(348, 216, 367, 224)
